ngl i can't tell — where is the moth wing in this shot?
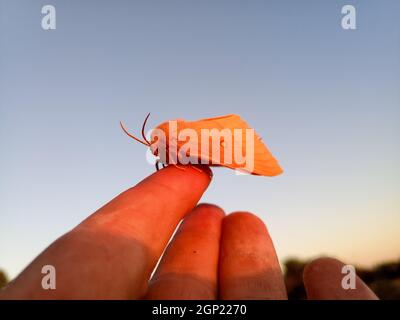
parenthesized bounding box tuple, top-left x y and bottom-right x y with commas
(180, 114, 283, 176)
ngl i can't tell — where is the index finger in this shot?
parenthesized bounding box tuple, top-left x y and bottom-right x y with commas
(1, 165, 212, 299)
(81, 164, 213, 261)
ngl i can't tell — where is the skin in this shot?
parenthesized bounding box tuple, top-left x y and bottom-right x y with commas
(0, 165, 378, 300)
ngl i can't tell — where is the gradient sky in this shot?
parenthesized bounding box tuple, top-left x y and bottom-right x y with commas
(1, 0, 399, 279)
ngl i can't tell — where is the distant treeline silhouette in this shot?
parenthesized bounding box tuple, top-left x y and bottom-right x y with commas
(284, 257, 400, 300)
(0, 270, 8, 290)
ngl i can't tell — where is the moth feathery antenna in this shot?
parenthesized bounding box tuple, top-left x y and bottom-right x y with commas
(119, 120, 150, 146)
(141, 112, 151, 145)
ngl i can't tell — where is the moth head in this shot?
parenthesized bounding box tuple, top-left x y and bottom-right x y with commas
(150, 119, 186, 162)
(150, 121, 170, 158)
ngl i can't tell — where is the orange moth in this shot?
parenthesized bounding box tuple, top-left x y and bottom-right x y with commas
(120, 114, 283, 176)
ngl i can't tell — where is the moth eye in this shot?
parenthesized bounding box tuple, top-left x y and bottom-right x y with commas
(184, 151, 190, 157)
(220, 140, 226, 147)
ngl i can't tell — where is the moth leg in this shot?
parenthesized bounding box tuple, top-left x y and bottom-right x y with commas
(155, 159, 168, 171)
(190, 165, 205, 174)
(172, 164, 186, 171)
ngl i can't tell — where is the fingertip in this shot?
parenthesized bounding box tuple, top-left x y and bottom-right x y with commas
(225, 211, 262, 221)
(192, 203, 225, 218)
(303, 257, 342, 283)
(193, 165, 213, 179)
(142, 164, 212, 200)
(157, 164, 212, 184)
(303, 256, 379, 300)
(182, 164, 213, 180)
(224, 211, 269, 235)
(179, 203, 225, 236)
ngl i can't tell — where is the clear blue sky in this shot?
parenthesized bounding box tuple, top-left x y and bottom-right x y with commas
(1, 0, 399, 278)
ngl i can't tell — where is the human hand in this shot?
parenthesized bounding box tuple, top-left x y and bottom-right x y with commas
(0, 165, 378, 300)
